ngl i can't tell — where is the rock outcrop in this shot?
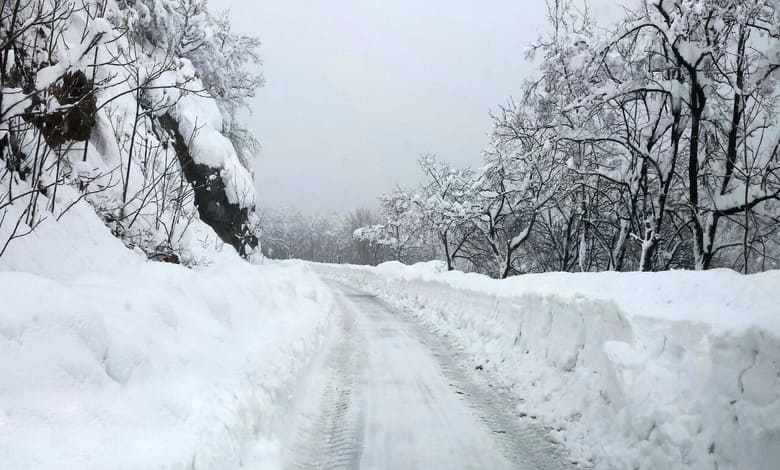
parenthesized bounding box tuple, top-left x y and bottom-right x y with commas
(158, 113, 257, 256)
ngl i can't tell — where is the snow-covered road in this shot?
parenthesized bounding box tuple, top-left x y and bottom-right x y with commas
(281, 281, 570, 470)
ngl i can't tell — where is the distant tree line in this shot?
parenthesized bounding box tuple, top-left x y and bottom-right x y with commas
(261, 0, 780, 276)
(255, 206, 430, 265)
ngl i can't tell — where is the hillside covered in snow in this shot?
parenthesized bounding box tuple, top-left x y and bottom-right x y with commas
(0, 203, 334, 469)
(1, 0, 262, 262)
(0, 1, 338, 468)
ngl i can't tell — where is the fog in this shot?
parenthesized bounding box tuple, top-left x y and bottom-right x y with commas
(211, 0, 617, 213)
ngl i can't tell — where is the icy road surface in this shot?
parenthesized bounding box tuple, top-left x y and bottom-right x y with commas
(281, 281, 571, 470)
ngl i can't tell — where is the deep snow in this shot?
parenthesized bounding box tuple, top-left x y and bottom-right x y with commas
(0, 3, 325, 466)
(3, 194, 778, 470)
(0, 201, 334, 469)
(3, 200, 778, 470)
(314, 261, 780, 470)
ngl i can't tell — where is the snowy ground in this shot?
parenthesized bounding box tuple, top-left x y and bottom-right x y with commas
(0, 204, 335, 469)
(314, 261, 780, 470)
(281, 280, 570, 469)
(3, 195, 778, 469)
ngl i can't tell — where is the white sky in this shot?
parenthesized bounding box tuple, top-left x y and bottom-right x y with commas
(210, 0, 617, 213)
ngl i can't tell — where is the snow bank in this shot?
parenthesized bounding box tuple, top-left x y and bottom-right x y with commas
(315, 261, 780, 470)
(0, 201, 334, 469)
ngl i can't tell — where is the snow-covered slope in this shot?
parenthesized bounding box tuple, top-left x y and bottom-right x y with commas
(315, 261, 780, 470)
(1, 3, 331, 467)
(0, 202, 334, 469)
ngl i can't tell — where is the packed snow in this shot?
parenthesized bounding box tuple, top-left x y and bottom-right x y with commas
(315, 261, 780, 470)
(282, 280, 571, 469)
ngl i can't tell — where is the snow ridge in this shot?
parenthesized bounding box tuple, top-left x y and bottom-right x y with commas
(0, 203, 335, 469)
(315, 261, 780, 470)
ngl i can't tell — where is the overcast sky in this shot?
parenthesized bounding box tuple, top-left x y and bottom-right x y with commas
(210, 0, 614, 214)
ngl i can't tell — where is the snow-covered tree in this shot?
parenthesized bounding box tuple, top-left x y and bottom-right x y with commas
(249, 0, 780, 275)
(125, 0, 264, 168)
(472, 92, 568, 278)
(1, 0, 264, 261)
(411, 155, 479, 271)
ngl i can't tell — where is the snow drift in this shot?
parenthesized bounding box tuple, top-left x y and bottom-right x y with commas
(0, 201, 335, 469)
(315, 261, 780, 470)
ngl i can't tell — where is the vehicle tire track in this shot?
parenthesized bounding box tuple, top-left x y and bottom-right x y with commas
(284, 281, 573, 469)
(283, 300, 367, 470)
(347, 284, 573, 470)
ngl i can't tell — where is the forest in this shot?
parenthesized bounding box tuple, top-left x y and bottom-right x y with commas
(259, 0, 780, 277)
(2, 0, 779, 277)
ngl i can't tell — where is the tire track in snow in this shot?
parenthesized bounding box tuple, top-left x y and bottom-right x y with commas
(283, 298, 367, 470)
(336, 281, 573, 470)
(283, 281, 572, 469)
(431, 345, 573, 470)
